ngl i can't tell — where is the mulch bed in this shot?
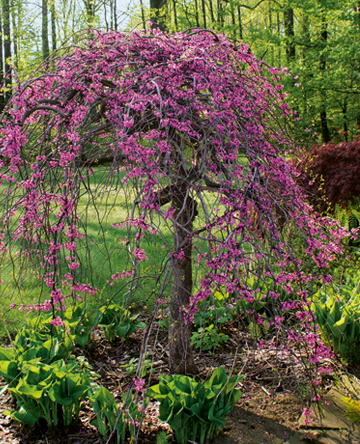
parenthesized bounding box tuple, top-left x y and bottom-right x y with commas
(0, 320, 346, 444)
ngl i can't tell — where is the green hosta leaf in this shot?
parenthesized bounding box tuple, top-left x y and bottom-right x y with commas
(6, 405, 42, 426)
(48, 380, 89, 406)
(206, 367, 227, 390)
(11, 379, 46, 400)
(208, 404, 226, 428)
(231, 388, 242, 405)
(333, 316, 349, 333)
(75, 332, 92, 348)
(0, 347, 14, 361)
(173, 376, 193, 395)
(115, 324, 133, 338)
(0, 360, 19, 385)
(136, 321, 147, 330)
(158, 396, 174, 422)
(103, 325, 117, 342)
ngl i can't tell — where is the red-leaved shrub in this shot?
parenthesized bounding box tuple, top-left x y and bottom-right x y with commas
(293, 141, 360, 213)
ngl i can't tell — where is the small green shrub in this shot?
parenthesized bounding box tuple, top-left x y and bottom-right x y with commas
(191, 324, 229, 351)
(191, 290, 233, 351)
(147, 367, 243, 444)
(89, 386, 142, 444)
(122, 355, 153, 378)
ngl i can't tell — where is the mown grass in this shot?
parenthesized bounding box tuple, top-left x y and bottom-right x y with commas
(0, 166, 171, 339)
(0, 157, 252, 340)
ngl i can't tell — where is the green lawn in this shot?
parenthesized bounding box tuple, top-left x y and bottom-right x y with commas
(0, 166, 171, 339)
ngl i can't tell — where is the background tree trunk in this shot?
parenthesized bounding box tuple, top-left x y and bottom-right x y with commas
(284, 5, 295, 63)
(319, 6, 330, 143)
(42, 0, 49, 62)
(84, 0, 95, 27)
(0, 10, 4, 112)
(237, 5, 243, 39)
(50, 0, 56, 52)
(11, 0, 18, 67)
(150, 0, 167, 30)
(2, 0, 11, 102)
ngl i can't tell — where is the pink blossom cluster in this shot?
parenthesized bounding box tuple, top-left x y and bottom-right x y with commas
(0, 28, 347, 374)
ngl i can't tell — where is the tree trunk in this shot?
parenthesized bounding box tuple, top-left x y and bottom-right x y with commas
(269, 0, 274, 66)
(194, 0, 200, 27)
(169, 194, 198, 375)
(150, 0, 167, 30)
(42, 0, 49, 62)
(237, 5, 243, 39)
(354, 2, 360, 133)
(209, 0, 215, 25)
(84, 0, 95, 27)
(319, 7, 330, 143)
(201, 0, 206, 28)
(343, 100, 348, 141)
(113, 0, 117, 30)
(172, 0, 178, 30)
(50, 0, 56, 52)
(217, 0, 223, 26)
(0, 10, 4, 112)
(284, 5, 295, 63)
(139, 0, 146, 30)
(2, 0, 11, 102)
(11, 0, 17, 68)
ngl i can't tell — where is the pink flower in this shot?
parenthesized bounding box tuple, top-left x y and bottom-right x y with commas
(50, 316, 65, 327)
(133, 378, 145, 393)
(132, 248, 147, 262)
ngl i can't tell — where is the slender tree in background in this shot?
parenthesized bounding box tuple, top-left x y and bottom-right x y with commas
(319, 4, 330, 143)
(50, 0, 56, 52)
(11, 0, 18, 67)
(284, 2, 295, 64)
(0, 9, 4, 112)
(150, 0, 167, 29)
(84, 0, 96, 27)
(2, 0, 11, 101)
(42, 0, 50, 62)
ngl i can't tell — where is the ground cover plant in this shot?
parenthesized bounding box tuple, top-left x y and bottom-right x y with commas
(0, 27, 351, 443)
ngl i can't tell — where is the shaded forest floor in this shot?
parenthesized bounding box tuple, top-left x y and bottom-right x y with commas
(0, 321, 359, 444)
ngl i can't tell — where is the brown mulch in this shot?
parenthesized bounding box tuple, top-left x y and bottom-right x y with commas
(0, 321, 345, 444)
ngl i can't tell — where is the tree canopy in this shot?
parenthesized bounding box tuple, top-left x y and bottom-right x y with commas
(0, 28, 344, 373)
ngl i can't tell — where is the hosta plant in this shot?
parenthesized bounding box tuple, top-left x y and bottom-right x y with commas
(147, 367, 243, 444)
(62, 304, 102, 348)
(0, 324, 73, 388)
(5, 359, 94, 427)
(193, 291, 234, 329)
(99, 303, 146, 342)
(312, 271, 360, 362)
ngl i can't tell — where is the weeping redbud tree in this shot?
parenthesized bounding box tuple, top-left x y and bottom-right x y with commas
(0, 28, 344, 374)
